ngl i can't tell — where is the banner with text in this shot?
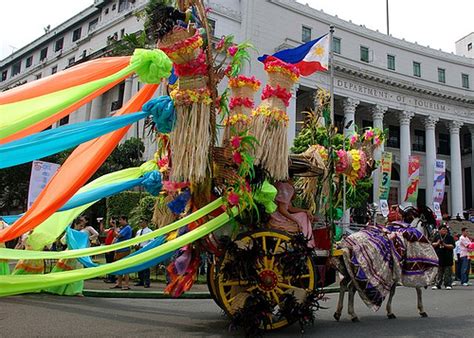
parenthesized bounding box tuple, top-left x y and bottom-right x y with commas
(404, 155, 420, 203)
(27, 160, 60, 209)
(378, 152, 393, 201)
(432, 159, 446, 204)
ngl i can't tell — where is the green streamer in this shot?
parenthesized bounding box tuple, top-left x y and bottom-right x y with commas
(1, 198, 223, 260)
(0, 209, 235, 297)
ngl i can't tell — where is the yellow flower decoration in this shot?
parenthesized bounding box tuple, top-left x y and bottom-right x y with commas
(224, 114, 250, 126)
(170, 88, 212, 105)
(252, 106, 289, 126)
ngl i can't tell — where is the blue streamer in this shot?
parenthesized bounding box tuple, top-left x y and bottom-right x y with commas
(142, 96, 176, 133)
(111, 236, 175, 275)
(65, 227, 98, 267)
(0, 112, 148, 168)
(142, 170, 162, 196)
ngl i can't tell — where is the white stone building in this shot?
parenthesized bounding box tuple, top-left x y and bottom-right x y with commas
(1, 0, 473, 216)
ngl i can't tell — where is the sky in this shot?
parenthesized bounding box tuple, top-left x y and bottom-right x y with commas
(1, 0, 473, 60)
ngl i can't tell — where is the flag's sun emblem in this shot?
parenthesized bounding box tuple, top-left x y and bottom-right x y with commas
(313, 45, 324, 56)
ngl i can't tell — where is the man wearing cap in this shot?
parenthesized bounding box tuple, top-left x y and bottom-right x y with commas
(135, 218, 153, 288)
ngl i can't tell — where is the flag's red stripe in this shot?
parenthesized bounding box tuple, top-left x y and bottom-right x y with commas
(295, 61, 327, 76)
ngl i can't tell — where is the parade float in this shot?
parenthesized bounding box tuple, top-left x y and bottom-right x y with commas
(0, 0, 438, 335)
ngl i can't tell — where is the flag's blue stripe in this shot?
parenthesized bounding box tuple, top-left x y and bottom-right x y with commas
(258, 34, 327, 64)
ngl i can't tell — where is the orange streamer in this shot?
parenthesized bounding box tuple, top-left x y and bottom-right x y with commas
(0, 57, 130, 105)
(0, 84, 158, 243)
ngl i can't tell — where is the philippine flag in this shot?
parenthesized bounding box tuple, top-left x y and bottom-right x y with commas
(258, 34, 330, 76)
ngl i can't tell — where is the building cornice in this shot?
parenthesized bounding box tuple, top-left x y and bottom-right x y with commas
(334, 60, 474, 105)
(270, 0, 474, 66)
(208, 2, 242, 23)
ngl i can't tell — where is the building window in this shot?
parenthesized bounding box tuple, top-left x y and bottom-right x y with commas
(362, 120, 373, 128)
(35, 73, 42, 80)
(40, 47, 48, 61)
(413, 129, 425, 152)
(1, 70, 7, 82)
(302, 26, 312, 43)
(463, 133, 471, 153)
(26, 55, 33, 68)
(332, 37, 341, 54)
(468, 43, 472, 51)
(51, 65, 58, 75)
(11, 62, 21, 76)
(105, 7, 109, 14)
(55, 37, 64, 52)
(118, 0, 129, 12)
(462, 73, 469, 89)
(88, 18, 99, 32)
(360, 46, 369, 62)
(72, 27, 82, 42)
(413, 61, 421, 77)
(438, 133, 450, 155)
(120, 28, 125, 38)
(387, 125, 400, 148)
(68, 57, 75, 66)
(208, 19, 216, 36)
(112, 4, 116, 10)
(59, 116, 69, 126)
(438, 68, 446, 83)
(387, 54, 395, 70)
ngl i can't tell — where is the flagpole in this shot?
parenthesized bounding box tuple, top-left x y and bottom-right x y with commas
(328, 24, 336, 250)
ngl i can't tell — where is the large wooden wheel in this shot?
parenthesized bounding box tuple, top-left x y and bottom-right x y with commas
(214, 230, 316, 331)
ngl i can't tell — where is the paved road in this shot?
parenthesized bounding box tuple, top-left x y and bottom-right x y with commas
(0, 286, 472, 337)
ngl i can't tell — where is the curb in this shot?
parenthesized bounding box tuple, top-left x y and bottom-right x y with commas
(83, 286, 341, 299)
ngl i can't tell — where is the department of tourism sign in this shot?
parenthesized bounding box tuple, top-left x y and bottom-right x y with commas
(27, 160, 60, 209)
(432, 159, 446, 204)
(404, 155, 420, 203)
(378, 152, 392, 201)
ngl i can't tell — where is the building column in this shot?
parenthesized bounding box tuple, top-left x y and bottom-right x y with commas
(424, 116, 439, 208)
(84, 101, 92, 121)
(371, 105, 387, 203)
(399, 111, 414, 207)
(342, 98, 359, 136)
(90, 95, 104, 120)
(124, 77, 133, 104)
(470, 126, 474, 209)
(448, 121, 464, 217)
(287, 84, 299, 148)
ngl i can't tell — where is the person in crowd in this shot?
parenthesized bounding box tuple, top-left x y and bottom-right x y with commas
(110, 215, 132, 290)
(459, 227, 472, 286)
(134, 217, 153, 288)
(453, 233, 462, 283)
(77, 216, 99, 246)
(431, 225, 455, 290)
(269, 181, 315, 247)
(103, 217, 118, 284)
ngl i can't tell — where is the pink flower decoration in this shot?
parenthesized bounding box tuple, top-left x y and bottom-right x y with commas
(350, 134, 358, 146)
(215, 37, 225, 51)
(374, 136, 381, 146)
(230, 136, 242, 149)
(233, 151, 243, 165)
(364, 130, 374, 141)
(335, 150, 348, 173)
(228, 45, 238, 56)
(157, 156, 169, 168)
(227, 192, 240, 206)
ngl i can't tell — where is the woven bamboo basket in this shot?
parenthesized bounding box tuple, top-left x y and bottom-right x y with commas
(261, 97, 287, 111)
(267, 71, 295, 91)
(178, 75, 208, 90)
(158, 27, 201, 64)
(230, 85, 256, 98)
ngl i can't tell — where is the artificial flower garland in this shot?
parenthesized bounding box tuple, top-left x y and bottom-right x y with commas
(224, 113, 250, 126)
(264, 58, 300, 82)
(252, 106, 289, 126)
(170, 88, 212, 105)
(159, 31, 203, 60)
(228, 75, 261, 91)
(261, 84, 292, 107)
(173, 52, 208, 76)
(229, 97, 254, 110)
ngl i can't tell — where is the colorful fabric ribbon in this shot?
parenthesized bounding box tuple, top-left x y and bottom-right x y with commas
(0, 112, 148, 168)
(0, 210, 234, 297)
